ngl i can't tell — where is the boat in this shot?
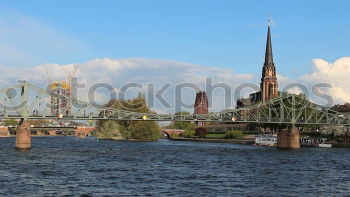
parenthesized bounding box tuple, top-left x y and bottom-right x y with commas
(254, 132, 277, 146)
(301, 136, 332, 148)
(318, 143, 332, 148)
(317, 138, 332, 148)
(300, 136, 314, 147)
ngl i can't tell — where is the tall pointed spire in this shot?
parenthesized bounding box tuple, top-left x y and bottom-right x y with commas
(264, 18, 274, 67)
(260, 17, 278, 102)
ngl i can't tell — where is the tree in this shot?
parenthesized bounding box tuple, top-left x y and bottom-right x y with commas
(131, 121, 160, 141)
(195, 127, 207, 138)
(168, 111, 192, 129)
(224, 130, 244, 139)
(97, 120, 125, 140)
(96, 120, 130, 140)
(178, 121, 197, 138)
(320, 126, 348, 136)
(184, 122, 196, 132)
(97, 93, 160, 141)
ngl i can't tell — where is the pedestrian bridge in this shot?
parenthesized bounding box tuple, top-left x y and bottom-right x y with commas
(0, 82, 349, 126)
(2, 82, 349, 150)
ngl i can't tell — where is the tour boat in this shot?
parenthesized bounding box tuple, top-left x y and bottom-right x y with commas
(254, 132, 277, 146)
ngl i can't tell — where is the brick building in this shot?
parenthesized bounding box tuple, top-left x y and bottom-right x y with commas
(194, 91, 208, 127)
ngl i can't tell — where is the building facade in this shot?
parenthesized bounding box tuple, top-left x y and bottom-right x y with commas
(194, 91, 208, 127)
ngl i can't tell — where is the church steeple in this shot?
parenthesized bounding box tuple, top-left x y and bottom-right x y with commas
(264, 19, 274, 67)
(260, 18, 278, 102)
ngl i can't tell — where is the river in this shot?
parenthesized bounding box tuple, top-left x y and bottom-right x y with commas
(0, 137, 349, 196)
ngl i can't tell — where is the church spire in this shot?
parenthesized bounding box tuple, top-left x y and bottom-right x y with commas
(264, 18, 274, 67)
(260, 17, 278, 102)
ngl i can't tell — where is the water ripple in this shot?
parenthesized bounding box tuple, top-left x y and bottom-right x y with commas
(0, 137, 350, 196)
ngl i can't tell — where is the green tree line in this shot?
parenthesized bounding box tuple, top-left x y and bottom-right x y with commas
(96, 93, 160, 141)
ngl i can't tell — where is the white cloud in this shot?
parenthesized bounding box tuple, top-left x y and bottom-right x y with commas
(276, 73, 290, 85)
(299, 57, 350, 104)
(1, 55, 348, 113)
(0, 58, 253, 113)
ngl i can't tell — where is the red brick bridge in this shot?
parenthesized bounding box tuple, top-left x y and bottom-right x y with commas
(162, 129, 185, 138)
(0, 126, 95, 138)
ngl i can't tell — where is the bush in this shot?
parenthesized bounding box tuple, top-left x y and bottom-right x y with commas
(97, 120, 127, 140)
(224, 130, 244, 139)
(181, 130, 196, 138)
(195, 127, 207, 138)
(170, 132, 180, 139)
(131, 121, 160, 141)
(184, 123, 196, 132)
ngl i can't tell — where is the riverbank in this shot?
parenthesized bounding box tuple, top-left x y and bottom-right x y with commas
(171, 137, 255, 145)
(332, 143, 350, 148)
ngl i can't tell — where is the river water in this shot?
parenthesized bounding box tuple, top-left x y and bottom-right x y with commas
(0, 137, 349, 197)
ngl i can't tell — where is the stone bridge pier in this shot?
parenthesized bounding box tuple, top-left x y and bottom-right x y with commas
(16, 119, 31, 149)
(0, 126, 10, 137)
(75, 127, 95, 138)
(277, 126, 300, 149)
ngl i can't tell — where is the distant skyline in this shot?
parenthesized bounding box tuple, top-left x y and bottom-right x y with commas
(0, 0, 349, 111)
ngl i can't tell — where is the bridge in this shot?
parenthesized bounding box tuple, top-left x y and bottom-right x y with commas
(161, 129, 185, 138)
(0, 125, 95, 138)
(1, 82, 349, 149)
(1, 82, 349, 124)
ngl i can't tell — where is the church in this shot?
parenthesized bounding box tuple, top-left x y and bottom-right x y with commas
(237, 20, 279, 108)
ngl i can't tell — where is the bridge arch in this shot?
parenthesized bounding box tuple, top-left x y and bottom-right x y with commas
(161, 129, 185, 139)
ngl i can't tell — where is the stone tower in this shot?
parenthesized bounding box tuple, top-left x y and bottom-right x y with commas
(194, 91, 208, 127)
(260, 20, 278, 102)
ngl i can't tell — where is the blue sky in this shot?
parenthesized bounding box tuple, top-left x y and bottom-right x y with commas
(0, 0, 349, 110)
(0, 0, 349, 78)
